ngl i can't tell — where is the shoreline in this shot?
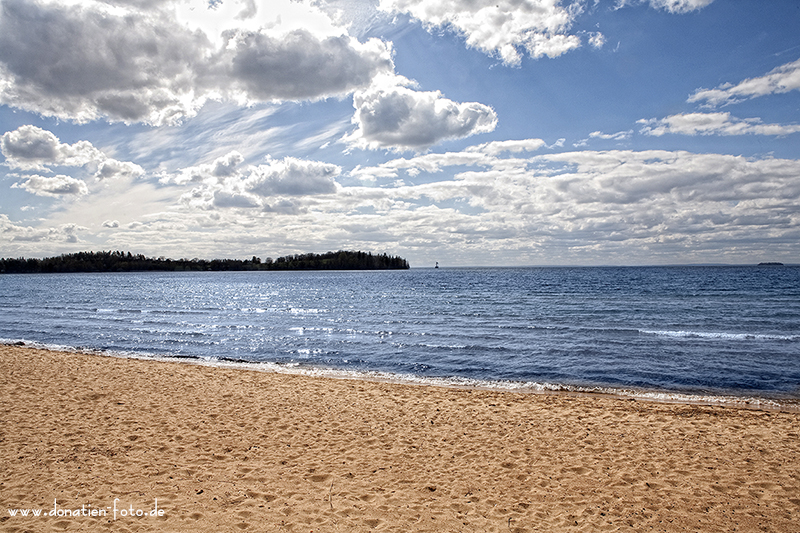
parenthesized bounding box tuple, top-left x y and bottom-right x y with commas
(2, 344, 800, 532)
(4, 340, 799, 414)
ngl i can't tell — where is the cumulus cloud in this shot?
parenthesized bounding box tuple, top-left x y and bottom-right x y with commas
(1, 125, 144, 181)
(638, 112, 800, 136)
(344, 76, 497, 151)
(10, 145, 798, 263)
(380, 0, 712, 65)
(0, 0, 209, 125)
(161, 150, 246, 186)
(208, 189, 261, 209)
(524, 150, 800, 207)
(0, 1, 495, 152)
(165, 152, 341, 211)
(209, 29, 393, 102)
(379, 0, 583, 65)
(0, 214, 86, 244)
(1, 125, 101, 170)
(688, 58, 800, 107)
(245, 157, 340, 196)
(0, 0, 394, 125)
(210, 150, 245, 178)
(1, 124, 60, 163)
(11, 174, 89, 197)
(341, 146, 800, 263)
(588, 32, 605, 49)
(94, 159, 147, 181)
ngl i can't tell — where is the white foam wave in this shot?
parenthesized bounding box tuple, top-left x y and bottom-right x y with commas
(4, 339, 798, 413)
(641, 329, 798, 341)
(289, 308, 327, 315)
(115, 352, 800, 412)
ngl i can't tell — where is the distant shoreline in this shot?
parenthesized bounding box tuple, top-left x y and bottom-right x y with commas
(0, 250, 410, 273)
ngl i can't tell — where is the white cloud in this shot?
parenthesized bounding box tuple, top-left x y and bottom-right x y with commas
(352, 151, 490, 182)
(0, 0, 394, 125)
(523, 32, 582, 62)
(378, 0, 583, 65)
(688, 58, 800, 107)
(638, 112, 800, 137)
(1, 125, 102, 170)
(615, 0, 714, 14)
(210, 151, 245, 178)
(261, 198, 307, 215)
(176, 0, 346, 45)
(206, 29, 394, 103)
(8, 146, 799, 264)
(94, 159, 147, 181)
(1, 124, 59, 164)
(0, 1, 497, 153)
(467, 138, 547, 156)
(337, 147, 800, 263)
(378, 0, 713, 67)
(208, 189, 261, 209)
(344, 76, 498, 151)
(0, 0, 209, 125)
(573, 129, 633, 147)
(161, 150, 246, 186)
(0, 214, 87, 244)
(590, 130, 633, 140)
(244, 157, 340, 196)
(523, 150, 800, 206)
(166, 153, 341, 211)
(645, 0, 714, 14)
(11, 174, 89, 197)
(588, 32, 605, 49)
(1, 125, 145, 180)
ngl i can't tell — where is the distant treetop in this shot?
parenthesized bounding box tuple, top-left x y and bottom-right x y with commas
(0, 250, 410, 273)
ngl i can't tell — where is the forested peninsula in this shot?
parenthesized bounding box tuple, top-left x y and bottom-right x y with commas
(0, 250, 410, 273)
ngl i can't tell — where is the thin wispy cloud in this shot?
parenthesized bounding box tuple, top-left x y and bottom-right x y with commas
(638, 112, 800, 137)
(689, 58, 800, 107)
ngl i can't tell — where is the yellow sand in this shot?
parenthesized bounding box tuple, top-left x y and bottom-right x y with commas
(1, 345, 799, 532)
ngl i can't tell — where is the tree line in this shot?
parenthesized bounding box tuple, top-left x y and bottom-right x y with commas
(0, 250, 410, 273)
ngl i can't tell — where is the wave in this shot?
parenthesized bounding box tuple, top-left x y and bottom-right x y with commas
(4, 339, 798, 413)
(640, 329, 799, 341)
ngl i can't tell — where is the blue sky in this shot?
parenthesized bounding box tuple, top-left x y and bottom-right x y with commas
(1, 0, 799, 266)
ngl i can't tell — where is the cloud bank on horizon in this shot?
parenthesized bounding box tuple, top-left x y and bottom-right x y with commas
(1, 0, 799, 266)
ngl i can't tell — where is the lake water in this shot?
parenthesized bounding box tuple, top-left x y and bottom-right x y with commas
(1, 266, 799, 408)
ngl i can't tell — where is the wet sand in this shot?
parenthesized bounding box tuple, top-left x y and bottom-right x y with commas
(1, 344, 799, 532)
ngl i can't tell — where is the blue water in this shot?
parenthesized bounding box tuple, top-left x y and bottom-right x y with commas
(1, 266, 799, 405)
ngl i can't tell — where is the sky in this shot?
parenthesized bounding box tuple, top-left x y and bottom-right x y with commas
(1, 0, 799, 267)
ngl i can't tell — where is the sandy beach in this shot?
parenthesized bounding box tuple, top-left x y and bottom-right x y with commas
(1, 345, 799, 532)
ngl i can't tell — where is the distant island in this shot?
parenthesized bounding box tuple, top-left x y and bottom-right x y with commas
(758, 262, 784, 266)
(0, 250, 410, 273)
